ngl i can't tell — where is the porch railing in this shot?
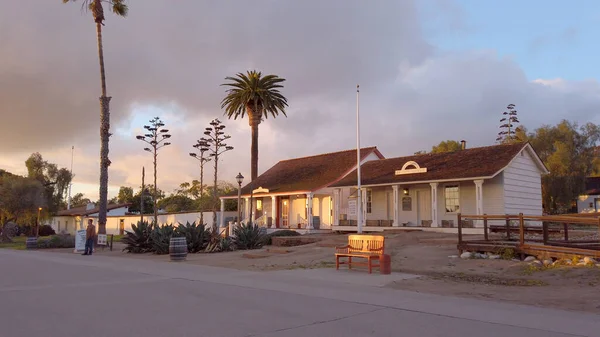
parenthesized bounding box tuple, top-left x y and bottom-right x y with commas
(255, 214, 267, 228)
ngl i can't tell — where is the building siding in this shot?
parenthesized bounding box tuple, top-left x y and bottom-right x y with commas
(503, 149, 543, 215)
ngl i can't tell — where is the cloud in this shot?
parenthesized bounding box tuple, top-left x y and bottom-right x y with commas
(2, 1, 600, 200)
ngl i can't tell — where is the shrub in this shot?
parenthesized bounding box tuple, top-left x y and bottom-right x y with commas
(264, 229, 301, 245)
(176, 221, 208, 253)
(37, 235, 75, 249)
(151, 224, 175, 255)
(122, 221, 154, 253)
(232, 223, 266, 250)
(38, 225, 56, 237)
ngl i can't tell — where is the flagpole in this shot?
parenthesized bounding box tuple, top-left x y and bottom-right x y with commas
(67, 146, 74, 210)
(356, 84, 363, 234)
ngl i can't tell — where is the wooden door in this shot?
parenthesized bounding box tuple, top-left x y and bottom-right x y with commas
(119, 219, 125, 235)
(417, 190, 432, 224)
(281, 198, 289, 228)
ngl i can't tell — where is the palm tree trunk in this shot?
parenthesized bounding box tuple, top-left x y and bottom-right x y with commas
(249, 114, 260, 181)
(96, 21, 111, 235)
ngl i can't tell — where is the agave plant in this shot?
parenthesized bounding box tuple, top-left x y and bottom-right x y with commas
(232, 223, 266, 250)
(204, 227, 224, 253)
(151, 224, 175, 255)
(176, 221, 208, 253)
(121, 221, 154, 253)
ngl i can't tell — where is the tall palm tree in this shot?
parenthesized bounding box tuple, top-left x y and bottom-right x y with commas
(221, 71, 288, 181)
(63, 0, 128, 234)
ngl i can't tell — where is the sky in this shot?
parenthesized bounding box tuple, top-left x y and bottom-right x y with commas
(1, 0, 600, 201)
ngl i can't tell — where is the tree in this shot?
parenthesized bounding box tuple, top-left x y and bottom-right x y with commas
(71, 193, 92, 208)
(201, 119, 233, 228)
(430, 140, 463, 154)
(0, 175, 46, 225)
(117, 186, 134, 204)
(189, 139, 211, 224)
(25, 153, 72, 214)
(522, 120, 600, 213)
(221, 70, 288, 181)
(158, 195, 195, 213)
(136, 117, 172, 225)
(496, 103, 521, 143)
(63, 0, 128, 235)
(127, 185, 164, 214)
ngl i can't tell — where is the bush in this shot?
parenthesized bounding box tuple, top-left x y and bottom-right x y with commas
(264, 229, 301, 245)
(232, 223, 266, 250)
(176, 221, 208, 253)
(38, 225, 56, 237)
(151, 224, 175, 255)
(37, 235, 75, 249)
(122, 221, 154, 253)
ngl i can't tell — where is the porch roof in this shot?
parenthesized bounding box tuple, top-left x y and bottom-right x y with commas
(222, 147, 383, 198)
(330, 143, 534, 187)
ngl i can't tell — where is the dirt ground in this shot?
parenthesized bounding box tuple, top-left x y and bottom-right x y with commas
(46, 231, 600, 314)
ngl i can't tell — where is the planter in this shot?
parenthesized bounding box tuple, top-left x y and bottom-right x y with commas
(169, 237, 188, 261)
(26, 237, 38, 250)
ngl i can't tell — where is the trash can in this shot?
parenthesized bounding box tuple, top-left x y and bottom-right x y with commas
(380, 254, 391, 275)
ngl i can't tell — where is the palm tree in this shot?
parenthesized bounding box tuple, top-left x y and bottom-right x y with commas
(63, 0, 128, 234)
(221, 71, 288, 181)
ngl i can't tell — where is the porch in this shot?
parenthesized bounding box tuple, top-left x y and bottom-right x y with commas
(331, 177, 493, 231)
(222, 189, 334, 230)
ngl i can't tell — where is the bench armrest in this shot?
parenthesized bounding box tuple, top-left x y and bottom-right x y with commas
(368, 247, 384, 254)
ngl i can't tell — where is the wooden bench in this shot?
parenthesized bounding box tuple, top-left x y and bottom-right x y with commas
(335, 235, 385, 274)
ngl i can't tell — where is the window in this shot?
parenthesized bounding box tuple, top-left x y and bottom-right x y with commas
(366, 189, 372, 214)
(256, 199, 262, 211)
(444, 185, 460, 213)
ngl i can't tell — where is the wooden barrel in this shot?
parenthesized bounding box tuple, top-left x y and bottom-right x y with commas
(379, 254, 391, 275)
(26, 237, 38, 250)
(169, 237, 188, 261)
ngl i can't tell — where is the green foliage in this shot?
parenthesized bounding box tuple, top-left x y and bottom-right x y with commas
(219, 237, 234, 252)
(37, 235, 75, 249)
(221, 70, 288, 120)
(70, 193, 92, 208)
(24, 152, 72, 214)
(176, 221, 208, 253)
(264, 229, 301, 245)
(117, 186, 134, 204)
(0, 174, 46, 225)
(521, 120, 600, 213)
(38, 225, 56, 237)
(232, 223, 266, 250)
(158, 195, 195, 213)
(430, 140, 463, 154)
(121, 221, 154, 253)
(499, 248, 516, 260)
(151, 224, 175, 255)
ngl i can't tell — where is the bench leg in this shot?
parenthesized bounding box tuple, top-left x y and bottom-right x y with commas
(336, 256, 339, 270)
(348, 256, 352, 270)
(368, 257, 372, 274)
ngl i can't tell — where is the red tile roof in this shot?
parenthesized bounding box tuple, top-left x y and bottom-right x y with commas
(226, 147, 383, 197)
(331, 143, 532, 187)
(56, 203, 131, 216)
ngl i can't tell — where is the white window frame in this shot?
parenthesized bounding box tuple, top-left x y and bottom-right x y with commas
(444, 184, 460, 214)
(366, 189, 372, 214)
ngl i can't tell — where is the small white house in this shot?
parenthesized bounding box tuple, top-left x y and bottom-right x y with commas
(577, 177, 600, 213)
(330, 142, 549, 230)
(50, 203, 131, 234)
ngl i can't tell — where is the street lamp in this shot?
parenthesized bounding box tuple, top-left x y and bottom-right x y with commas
(36, 207, 42, 237)
(236, 173, 244, 224)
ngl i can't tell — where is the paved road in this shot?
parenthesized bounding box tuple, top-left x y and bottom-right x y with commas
(1, 249, 598, 337)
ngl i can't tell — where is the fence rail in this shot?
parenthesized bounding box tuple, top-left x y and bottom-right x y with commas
(457, 213, 600, 259)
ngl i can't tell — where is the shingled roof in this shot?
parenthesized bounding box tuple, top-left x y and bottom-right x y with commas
(331, 143, 543, 187)
(225, 147, 383, 197)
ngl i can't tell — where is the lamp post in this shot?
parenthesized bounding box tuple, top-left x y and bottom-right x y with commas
(236, 173, 244, 225)
(36, 207, 42, 238)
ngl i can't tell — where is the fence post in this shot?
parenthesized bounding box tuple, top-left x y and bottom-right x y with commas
(505, 215, 511, 240)
(542, 222, 549, 245)
(518, 213, 525, 246)
(563, 223, 569, 242)
(457, 213, 463, 246)
(483, 214, 488, 241)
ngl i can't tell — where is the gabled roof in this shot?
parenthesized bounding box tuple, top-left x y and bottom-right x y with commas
(56, 203, 131, 216)
(227, 147, 383, 197)
(331, 143, 543, 187)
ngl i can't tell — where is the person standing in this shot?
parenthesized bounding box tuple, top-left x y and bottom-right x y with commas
(83, 219, 96, 256)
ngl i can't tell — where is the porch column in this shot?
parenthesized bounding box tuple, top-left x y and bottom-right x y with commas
(306, 193, 314, 229)
(219, 199, 225, 228)
(361, 188, 367, 227)
(474, 180, 484, 226)
(271, 195, 277, 228)
(244, 197, 250, 222)
(430, 183, 439, 227)
(392, 185, 399, 227)
(333, 188, 341, 226)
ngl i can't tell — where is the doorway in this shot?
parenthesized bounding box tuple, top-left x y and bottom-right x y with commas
(417, 190, 432, 225)
(281, 197, 290, 228)
(119, 219, 125, 235)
